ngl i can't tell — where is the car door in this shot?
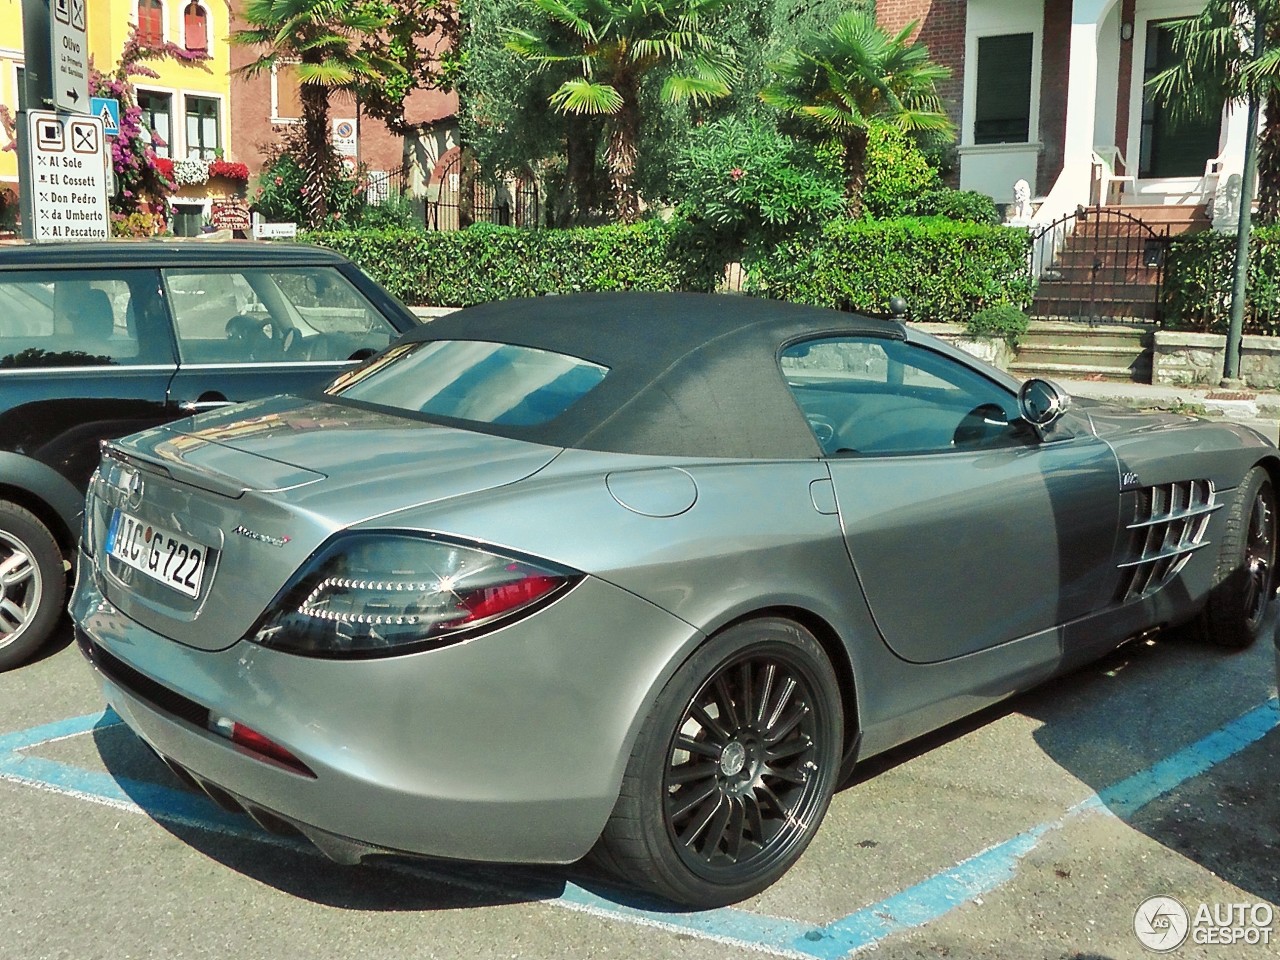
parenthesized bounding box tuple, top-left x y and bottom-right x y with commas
(0, 267, 176, 492)
(780, 335, 1121, 664)
(162, 264, 406, 416)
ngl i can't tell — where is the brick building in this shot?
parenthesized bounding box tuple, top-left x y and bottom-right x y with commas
(227, 1, 457, 194)
(878, 0, 1258, 227)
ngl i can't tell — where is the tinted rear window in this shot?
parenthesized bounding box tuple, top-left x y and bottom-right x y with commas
(326, 340, 608, 427)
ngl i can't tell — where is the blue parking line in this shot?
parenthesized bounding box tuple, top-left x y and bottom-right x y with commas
(788, 697, 1280, 959)
(0, 698, 1276, 959)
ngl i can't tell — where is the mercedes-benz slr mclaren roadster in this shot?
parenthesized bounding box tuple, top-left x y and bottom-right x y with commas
(73, 293, 1278, 907)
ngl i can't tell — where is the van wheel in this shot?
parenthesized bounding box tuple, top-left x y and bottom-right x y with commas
(0, 502, 65, 671)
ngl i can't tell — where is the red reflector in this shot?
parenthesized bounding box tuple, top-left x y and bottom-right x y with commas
(230, 722, 315, 777)
(461, 574, 562, 622)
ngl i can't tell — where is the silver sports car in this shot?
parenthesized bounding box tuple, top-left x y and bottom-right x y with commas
(73, 292, 1277, 907)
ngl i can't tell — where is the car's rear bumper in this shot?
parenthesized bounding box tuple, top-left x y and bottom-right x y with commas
(72, 548, 702, 865)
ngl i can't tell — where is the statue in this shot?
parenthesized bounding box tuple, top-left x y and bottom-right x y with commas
(1007, 179, 1033, 225)
(1213, 174, 1242, 232)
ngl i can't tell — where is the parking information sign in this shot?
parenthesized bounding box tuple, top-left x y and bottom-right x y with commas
(27, 110, 109, 241)
(51, 0, 90, 114)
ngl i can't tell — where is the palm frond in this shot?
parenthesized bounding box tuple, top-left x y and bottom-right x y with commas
(549, 78, 625, 114)
(660, 71, 730, 105)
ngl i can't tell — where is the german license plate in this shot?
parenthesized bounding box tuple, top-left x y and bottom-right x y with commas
(106, 509, 208, 598)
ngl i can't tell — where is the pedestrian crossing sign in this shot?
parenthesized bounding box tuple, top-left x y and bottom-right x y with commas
(89, 97, 119, 137)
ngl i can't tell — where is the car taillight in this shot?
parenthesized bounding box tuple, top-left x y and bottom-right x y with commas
(209, 715, 315, 777)
(247, 533, 581, 658)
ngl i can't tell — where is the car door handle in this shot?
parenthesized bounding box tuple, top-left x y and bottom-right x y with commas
(179, 400, 233, 413)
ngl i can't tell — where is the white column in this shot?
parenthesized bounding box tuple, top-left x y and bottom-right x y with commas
(1032, 0, 1120, 223)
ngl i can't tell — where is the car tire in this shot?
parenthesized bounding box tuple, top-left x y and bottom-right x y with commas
(1199, 466, 1277, 649)
(594, 617, 843, 907)
(0, 502, 65, 671)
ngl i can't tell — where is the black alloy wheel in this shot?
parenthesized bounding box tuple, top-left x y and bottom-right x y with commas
(595, 618, 843, 907)
(1241, 482, 1275, 630)
(1202, 467, 1278, 649)
(664, 648, 828, 882)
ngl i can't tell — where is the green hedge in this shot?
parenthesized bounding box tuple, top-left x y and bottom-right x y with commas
(750, 218, 1033, 322)
(1163, 227, 1280, 335)
(305, 220, 722, 306)
(306, 217, 1033, 322)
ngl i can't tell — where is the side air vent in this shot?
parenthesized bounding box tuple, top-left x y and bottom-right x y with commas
(1117, 480, 1218, 602)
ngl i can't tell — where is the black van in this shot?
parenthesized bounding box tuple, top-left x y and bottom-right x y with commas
(0, 240, 418, 669)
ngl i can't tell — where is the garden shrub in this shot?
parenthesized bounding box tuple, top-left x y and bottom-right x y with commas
(1162, 227, 1280, 335)
(305, 216, 1033, 319)
(966, 304, 1031, 346)
(349, 193, 423, 231)
(861, 125, 942, 219)
(252, 151, 367, 227)
(670, 117, 846, 244)
(304, 218, 722, 306)
(110, 211, 168, 238)
(754, 218, 1033, 322)
(908, 188, 1002, 225)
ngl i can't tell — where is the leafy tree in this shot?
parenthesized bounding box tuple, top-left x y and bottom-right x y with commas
(351, 1, 465, 134)
(506, 0, 739, 222)
(1147, 1, 1280, 225)
(671, 116, 845, 244)
(760, 11, 954, 218)
(232, 0, 405, 226)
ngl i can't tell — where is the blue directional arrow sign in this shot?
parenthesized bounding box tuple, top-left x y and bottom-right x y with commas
(90, 97, 120, 136)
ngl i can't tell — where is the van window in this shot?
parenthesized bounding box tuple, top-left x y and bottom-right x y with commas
(0, 270, 166, 368)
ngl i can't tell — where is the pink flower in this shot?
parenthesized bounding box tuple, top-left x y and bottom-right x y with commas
(729, 167, 745, 181)
(299, 185, 308, 195)
(274, 176, 283, 186)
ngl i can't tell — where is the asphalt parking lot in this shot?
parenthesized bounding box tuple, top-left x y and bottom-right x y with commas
(2, 620, 1276, 960)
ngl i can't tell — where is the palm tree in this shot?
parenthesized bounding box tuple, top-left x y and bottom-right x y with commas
(232, 0, 405, 227)
(760, 11, 953, 219)
(1146, 1, 1279, 225)
(1147, 1, 1277, 382)
(506, 0, 738, 223)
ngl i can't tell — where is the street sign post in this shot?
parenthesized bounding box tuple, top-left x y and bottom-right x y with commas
(27, 110, 109, 240)
(51, 0, 88, 114)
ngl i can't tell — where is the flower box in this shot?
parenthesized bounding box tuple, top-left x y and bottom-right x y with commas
(208, 160, 250, 182)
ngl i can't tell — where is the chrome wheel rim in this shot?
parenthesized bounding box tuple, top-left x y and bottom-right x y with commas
(1243, 487, 1276, 628)
(663, 649, 827, 883)
(0, 531, 41, 650)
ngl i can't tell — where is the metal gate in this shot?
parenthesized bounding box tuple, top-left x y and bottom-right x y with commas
(429, 153, 540, 231)
(1028, 205, 1170, 323)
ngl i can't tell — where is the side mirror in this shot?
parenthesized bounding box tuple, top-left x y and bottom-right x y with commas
(1018, 378, 1071, 427)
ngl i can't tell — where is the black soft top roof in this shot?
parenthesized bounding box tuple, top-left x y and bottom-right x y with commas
(407, 292, 906, 459)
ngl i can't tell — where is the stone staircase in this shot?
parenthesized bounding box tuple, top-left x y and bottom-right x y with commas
(1031, 204, 1210, 323)
(1010, 321, 1155, 383)
(1017, 203, 1211, 382)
